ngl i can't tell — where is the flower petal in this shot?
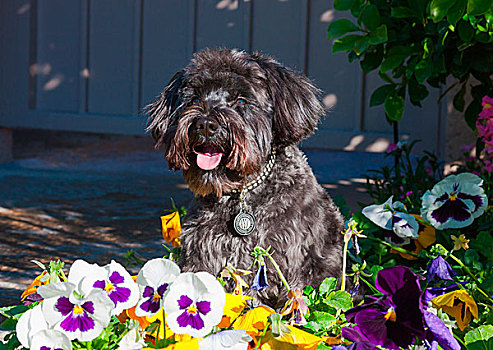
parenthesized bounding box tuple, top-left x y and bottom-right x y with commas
(30, 329, 73, 350)
(423, 311, 460, 350)
(16, 304, 48, 348)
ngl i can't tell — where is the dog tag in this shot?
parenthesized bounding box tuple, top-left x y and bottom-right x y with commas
(234, 211, 255, 236)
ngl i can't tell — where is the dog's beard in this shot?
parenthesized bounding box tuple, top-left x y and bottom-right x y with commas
(164, 108, 272, 197)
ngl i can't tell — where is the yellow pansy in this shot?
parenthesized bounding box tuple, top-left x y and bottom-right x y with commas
(217, 293, 251, 328)
(20, 270, 49, 301)
(260, 325, 323, 350)
(232, 305, 276, 337)
(391, 215, 436, 260)
(161, 212, 181, 248)
(431, 289, 478, 331)
(140, 337, 199, 350)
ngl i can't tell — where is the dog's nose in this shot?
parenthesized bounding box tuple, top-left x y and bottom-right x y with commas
(195, 117, 219, 137)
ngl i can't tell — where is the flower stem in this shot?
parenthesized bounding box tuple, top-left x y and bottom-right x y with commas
(341, 238, 350, 292)
(253, 320, 271, 350)
(366, 236, 420, 258)
(359, 275, 380, 295)
(162, 307, 167, 340)
(255, 247, 291, 293)
(449, 253, 492, 302)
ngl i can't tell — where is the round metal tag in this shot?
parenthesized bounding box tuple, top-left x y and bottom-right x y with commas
(234, 211, 256, 236)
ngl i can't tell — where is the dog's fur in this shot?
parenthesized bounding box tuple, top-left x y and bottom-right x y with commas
(147, 48, 344, 308)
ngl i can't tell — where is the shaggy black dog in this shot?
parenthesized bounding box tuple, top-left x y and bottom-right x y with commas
(147, 48, 344, 308)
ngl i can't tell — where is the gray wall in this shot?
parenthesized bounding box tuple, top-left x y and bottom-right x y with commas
(0, 0, 446, 154)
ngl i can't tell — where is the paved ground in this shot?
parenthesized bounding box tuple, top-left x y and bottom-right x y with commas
(0, 135, 393, 307)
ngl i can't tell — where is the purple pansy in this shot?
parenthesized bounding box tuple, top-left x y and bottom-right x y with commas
(423, 311, 461, 350)
(135, 258, 180, 317)
(251, 263, 269, 291)
(70, 259, 139, 316)
(165, 272, 226, 338)
(37, 282, 113, 341)
(344, 266, 426, 350)
(427, 256, 457, 283)
(421, 173, 488, 229)
(423, 283, 461, 303)
(341, 326, 378, 350)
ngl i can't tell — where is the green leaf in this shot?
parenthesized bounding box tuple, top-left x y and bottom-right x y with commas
(467, 0, 492, 15)
(384, 91, 405, 122)
(464, 98, 483, 129)
(380, 54, 407, 72)
(408, 77, 430, 104)
(415, 59, 433, 83)
(464, 325, 493, 350)
(458, 20, 475, 42)
(447, 0, 467, 25)
(430, 0, 458, 22)
(304, 321, 323, 332)
(328, 19, 360, 40)
(360, 47, 384, 73)
(319, 277, 338, 294)
(334, 0, 355, 11)
(391, 7, 418, 18)
(326, 290, 353, 311)
(361, 4, 381, 31)
(354, 36, 370, 55)
(370, 84, 395, 106)
(310, 311, 337, 327)
(368, 25, 388, 45)
(332, 34, 364, 53)
(470, 231, 493, 259)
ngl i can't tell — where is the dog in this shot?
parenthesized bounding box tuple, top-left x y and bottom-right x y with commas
(146, 48, 344, 308)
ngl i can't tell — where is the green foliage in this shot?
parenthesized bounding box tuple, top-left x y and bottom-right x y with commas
(464, 325, 493, 350)
(328, 0, 493, 127)
(302, 277, 353, 337)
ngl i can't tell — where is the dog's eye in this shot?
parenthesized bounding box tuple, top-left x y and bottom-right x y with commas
(236, 98, 246, 106)
(192, 98, 201, 105)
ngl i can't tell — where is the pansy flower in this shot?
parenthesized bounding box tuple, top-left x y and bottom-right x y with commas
(135, 258, 180, 317)
(344, 266, 426, 350)
(38, 281, 114, 341)
(431, 289, 479, 331)
(362, 196, 419, 246)
(391, 215, 436, 260)
(198, 329, 252, 350)
(29, 329, 73, 350)
(260, 324, 324, 350)
(421, 173, 488, 229)
(165, 272, 226, 338)
(16, 304, 49, 349)
(423, 311, 461, 350)
(20, 270, 49, 302)
(161, 211, 182, 248)
(69, 259, 139, 316)
(427, 256, 457, 283)
(217, 293, 251, 328)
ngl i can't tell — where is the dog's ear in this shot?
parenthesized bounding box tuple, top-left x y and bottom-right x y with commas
(145, 71, 184, 148)
(252, 54, 324, 147)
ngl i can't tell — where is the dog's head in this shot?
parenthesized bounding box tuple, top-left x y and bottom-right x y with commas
(146, 48, 324, 196)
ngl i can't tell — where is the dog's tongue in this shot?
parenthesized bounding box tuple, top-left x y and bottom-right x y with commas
(196, 147, 224, 171)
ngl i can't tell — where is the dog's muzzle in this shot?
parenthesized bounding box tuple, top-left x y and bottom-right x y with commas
(192, 116, 225, 171)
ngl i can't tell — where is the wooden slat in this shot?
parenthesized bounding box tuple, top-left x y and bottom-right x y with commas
(36, 1, 81, 112)
(141, 0, 194, 108)
(87, 0, 138, 116)
(195, 0, 251, 52)
(302, 0, 363, 149)
(251, 0, 307, 71)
